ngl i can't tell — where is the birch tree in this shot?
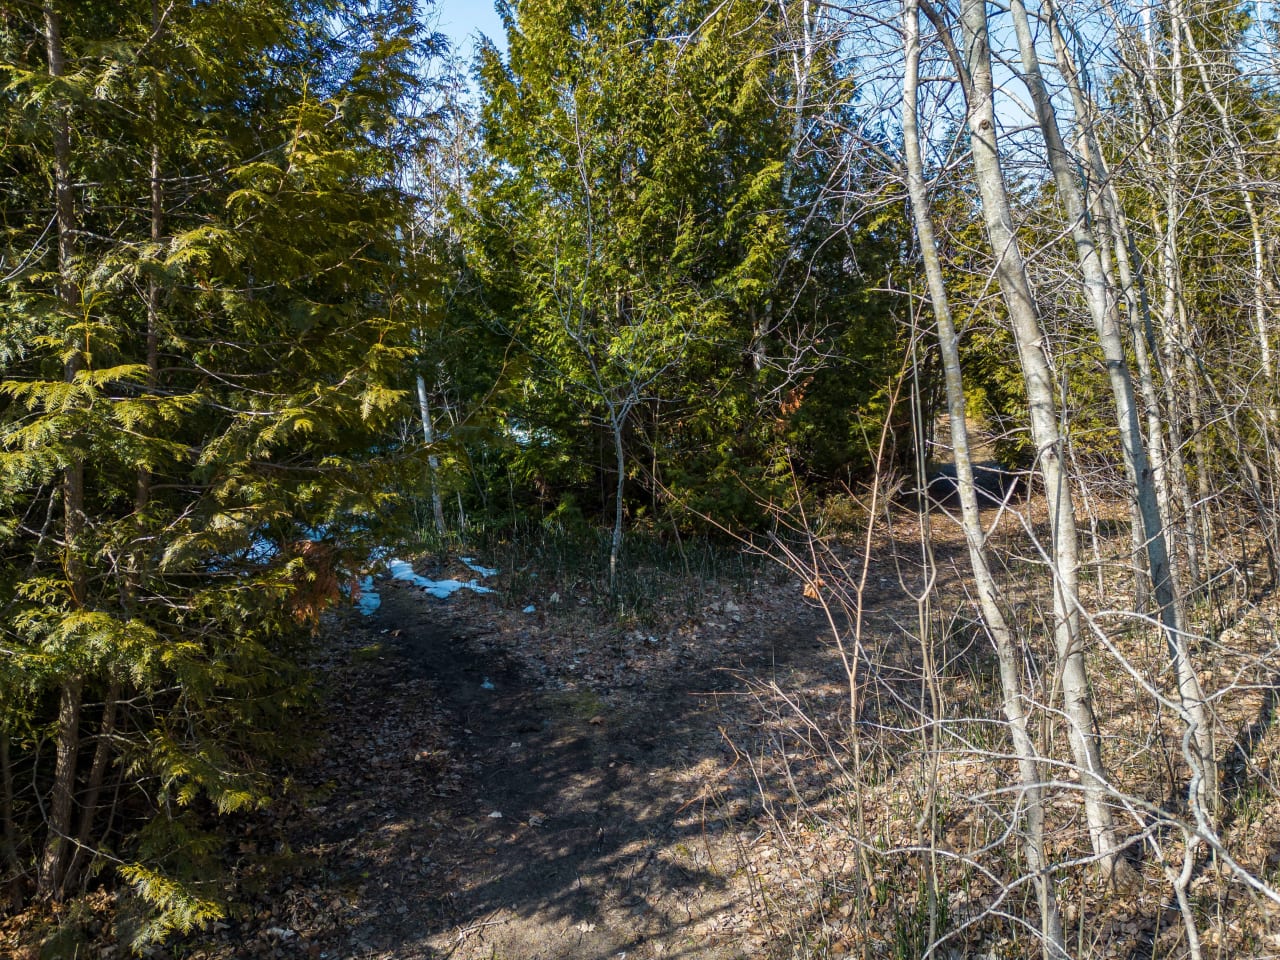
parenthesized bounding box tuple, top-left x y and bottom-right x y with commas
(949, 0, 1125, 872)
(902, 2, 1066, 950)
(1005, 0, 1218, 820)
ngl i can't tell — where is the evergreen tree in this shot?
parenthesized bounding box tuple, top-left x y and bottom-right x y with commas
(0, 0, 435, 939)
(467, 0, 899, 556)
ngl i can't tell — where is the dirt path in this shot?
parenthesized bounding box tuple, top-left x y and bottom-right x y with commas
(143, 522, 994, 960)
(21, 505, 1280, 960)
(273, 571, 836, 960)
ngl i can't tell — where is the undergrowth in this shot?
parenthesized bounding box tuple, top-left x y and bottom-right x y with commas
(413, 518, 765, 624)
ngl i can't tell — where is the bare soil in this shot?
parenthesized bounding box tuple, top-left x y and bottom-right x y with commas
(181, 557, 845, 960)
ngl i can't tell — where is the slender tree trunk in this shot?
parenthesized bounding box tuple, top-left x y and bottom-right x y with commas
(65, 0, 169, 893)
(957, 0, 1121, 873)
(1152, 199, 1208, 597)
(1116, 0, 1233, 812)
(415, 367, 447, 536)
(439, 395, 471, 530)
(607, 403, 626, 591)
(902, 6, 1065, 951)
(755, 0, 815, 376)
(1049, 15, 1176, 598)
(1186, 360, 1212, 584)
(1140, 0, 1228, 811)
(2, 727, 21, 909)
(136, 5, 162, 520)
(67, 682, 120, 890)
(39, 678, 82, 900)
(779, 0, 812, 210)
(1177, 9, 1272, 394)
(1009, 0, 1217, 822)
(1105, 195, 1197, 594)
(1113, 10, 1210, 592)
(1161, 294, 1202, 594)
(38, 2, 85, 901)
(72, 6, 167, 882)
(407, 180, 448, 539)
(1173, 0, 1280, 581)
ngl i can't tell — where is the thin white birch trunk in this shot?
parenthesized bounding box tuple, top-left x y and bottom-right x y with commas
(902, 5, 1065, 950)
(415, 367, 447, 536)
(1008, 0, 1217, 820)
(1110, 2, 1210, 591)
(957, 0, 1121, 872)
(1173, 0, 1280, 576)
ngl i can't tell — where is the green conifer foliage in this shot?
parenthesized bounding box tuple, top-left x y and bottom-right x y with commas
(467, 0, 900, 537)
(0, 0, 432, 938)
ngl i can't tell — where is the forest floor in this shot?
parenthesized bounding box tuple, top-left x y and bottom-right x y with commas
(12, 499, 1280, 960)
(174, 545, 859, 960)
(184, 509, 1280, 960)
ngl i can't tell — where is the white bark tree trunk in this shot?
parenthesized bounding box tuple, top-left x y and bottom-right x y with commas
(902, 6, 1066, 950)
(1009, 0, 1217, 820)
(957, 0, 1121, 872)
(416, 367, 447, 536)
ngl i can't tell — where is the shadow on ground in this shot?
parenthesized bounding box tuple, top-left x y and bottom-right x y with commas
(317, 578, 832, 960)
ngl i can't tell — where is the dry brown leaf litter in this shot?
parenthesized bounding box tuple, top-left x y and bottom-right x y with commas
(7, 513, 1280, 958)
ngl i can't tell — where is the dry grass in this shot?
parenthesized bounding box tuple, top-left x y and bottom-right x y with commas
(710, 494, 1280, 959)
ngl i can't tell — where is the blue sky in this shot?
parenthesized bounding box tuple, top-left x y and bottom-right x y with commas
(431, 0, 507, 57)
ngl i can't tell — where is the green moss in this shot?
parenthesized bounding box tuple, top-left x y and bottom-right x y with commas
(539, 689, 606, 721)
(351, 642, 393, 663)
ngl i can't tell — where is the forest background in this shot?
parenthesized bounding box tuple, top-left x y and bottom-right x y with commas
(4, 0, 1280, 957)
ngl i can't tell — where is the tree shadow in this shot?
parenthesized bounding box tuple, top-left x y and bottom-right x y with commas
(316, 576, 831, 960)
(1221, 675, 1280, 806)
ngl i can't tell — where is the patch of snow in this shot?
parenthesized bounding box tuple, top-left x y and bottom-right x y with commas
(522, 604, 536, 614)
(425, 578, 492, 599)
(386, 558, 494, 599)
(488, 810, 503, 818)
(460, 557, 499, 577)
(354, 555, 497, 614)
(356, 576, 381, 616)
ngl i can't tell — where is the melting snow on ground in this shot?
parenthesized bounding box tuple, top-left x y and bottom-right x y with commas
(356, 576, 381, 616)
(387, 559, 496, 600)
(357, 557, 497, 615)
(460, 557, 499, 577)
